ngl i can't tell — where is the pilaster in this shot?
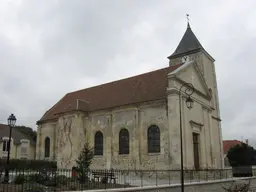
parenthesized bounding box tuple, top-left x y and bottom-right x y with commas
(201, 107, 208, 168)
(106, 114, 112, 169)
(181, 97, 188, 168)
(133, 108, 140, 170)
(36, 125, 42, 160)
(167, 92, 181, 169)
(207, 109, 214, 168)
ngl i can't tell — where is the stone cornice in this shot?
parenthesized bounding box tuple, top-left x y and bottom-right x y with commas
(166, 88, 213, 111)
(190, 120, 203, 133)
(190, 120, 203, 128)
(212, 116, 222, 121)
(37, 118, 58, 125)
(88, 99, 165, 117)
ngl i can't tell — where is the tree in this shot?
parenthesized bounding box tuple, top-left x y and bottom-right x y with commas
(227, 143, 254, 177)
(76, 142, 94, 183)
(14, 125, 37, 142)
(227, 143, 254, 167)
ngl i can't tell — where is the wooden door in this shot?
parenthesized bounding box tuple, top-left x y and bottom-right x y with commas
(193, 133, 200, 170)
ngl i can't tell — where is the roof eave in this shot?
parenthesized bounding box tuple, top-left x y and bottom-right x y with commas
(37, 109, 89, 125)
(167, 48, 215, 62)
(167, 48, 202, 60)
(36, 118, 58, 125)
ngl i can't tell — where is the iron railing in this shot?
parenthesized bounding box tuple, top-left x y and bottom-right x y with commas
(0, 168, 254, 192)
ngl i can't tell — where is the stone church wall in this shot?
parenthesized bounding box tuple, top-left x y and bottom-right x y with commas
(88, 100, 170, 170)
(36, 122, 56, 161)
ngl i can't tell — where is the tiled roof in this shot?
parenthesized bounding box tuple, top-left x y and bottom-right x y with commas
(0, 124, 36, 145)
(223, 140, 243, 154)
(168, 23, 204, 59)
(38, 64, 182, 124)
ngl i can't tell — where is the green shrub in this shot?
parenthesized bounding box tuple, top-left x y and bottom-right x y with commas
(27, 174, 43, 183)
(14, 174, 25, 184)
(0, 159, 57, 171)
(69, 184, 77, 190)
(56, 175, 68, 185)
(23, 182, 47, 192)
(44, 178, 57, 187)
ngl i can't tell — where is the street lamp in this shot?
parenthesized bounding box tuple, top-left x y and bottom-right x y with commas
(4, 114, 16, 183)
(179, 83, 194, 192)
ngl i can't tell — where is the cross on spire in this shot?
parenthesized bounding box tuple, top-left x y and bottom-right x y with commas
(186, 14, 190, 28)
(186, 14, 190, 22)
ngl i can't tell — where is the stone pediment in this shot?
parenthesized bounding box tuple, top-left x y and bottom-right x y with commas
(168, 60, 211, 99)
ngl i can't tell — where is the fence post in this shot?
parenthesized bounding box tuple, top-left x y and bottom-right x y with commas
(104, 169, 107, 190)
(155, 170, 158, 186)
(140, 170, 143, 187)
(22, 168, 24, 192)
(169, 170, 171, 185)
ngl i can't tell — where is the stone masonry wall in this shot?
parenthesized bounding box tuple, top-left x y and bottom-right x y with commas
(88, 100, 170, 170)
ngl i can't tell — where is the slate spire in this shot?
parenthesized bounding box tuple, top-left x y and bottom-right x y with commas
(168, 22, 204, 60)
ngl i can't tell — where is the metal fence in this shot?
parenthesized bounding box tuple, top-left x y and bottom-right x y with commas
(0, 168, 254, 192)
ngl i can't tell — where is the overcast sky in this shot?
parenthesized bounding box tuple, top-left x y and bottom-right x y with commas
(0, 0, 255, 143)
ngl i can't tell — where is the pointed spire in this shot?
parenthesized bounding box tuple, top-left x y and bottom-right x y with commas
(168, 19, 204, 60)
(187, 21, 190, 29)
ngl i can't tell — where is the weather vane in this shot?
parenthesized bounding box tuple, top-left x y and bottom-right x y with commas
(186, 14, 190, 22)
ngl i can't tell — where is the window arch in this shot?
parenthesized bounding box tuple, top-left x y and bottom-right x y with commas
(94, 131, 103, 155)
(119, 128, 129, 154)
(44, 137, 50, 158)
(148, 125, 160, 153)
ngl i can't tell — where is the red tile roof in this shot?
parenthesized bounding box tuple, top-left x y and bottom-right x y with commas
(38, 64, 182, 124)
(223, 140, 243, 154)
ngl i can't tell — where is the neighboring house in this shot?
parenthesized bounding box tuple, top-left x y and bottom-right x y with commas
(0, 124, 36, 160)
(223, 140, 246, 167)
(36, 22, 223, 170)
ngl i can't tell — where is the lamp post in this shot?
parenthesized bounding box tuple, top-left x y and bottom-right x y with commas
(179, 83, 194, 192)
(3, 114, 17, 183)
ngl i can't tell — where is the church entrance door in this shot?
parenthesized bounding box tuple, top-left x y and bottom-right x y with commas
(193, 133, 200, 170)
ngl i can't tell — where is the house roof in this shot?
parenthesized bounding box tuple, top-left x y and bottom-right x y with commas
(223, 140, 243, 154)
(38, 64, 182, 124)
(0, 124, 36, 145)
(168, 23, 204, 59)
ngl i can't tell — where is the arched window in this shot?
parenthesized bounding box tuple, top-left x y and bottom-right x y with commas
(94, 131, 103, 155)
(148, 125, 160, 153)
(44, 137, 50, 158)
(119, 129, 129, 154)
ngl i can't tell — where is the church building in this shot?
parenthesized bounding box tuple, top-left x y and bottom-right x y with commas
(36, 22, 224, 170)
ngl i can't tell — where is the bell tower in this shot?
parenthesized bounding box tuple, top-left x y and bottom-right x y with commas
(167, 19, 223, 168)
(167, 21, 215, 77)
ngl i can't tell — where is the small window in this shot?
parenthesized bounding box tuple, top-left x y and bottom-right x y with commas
(2, 140, 9, 152)
(119, 129, 129, 155)
(94, 131, 103, 155)
(148, 125, 160, 153)
(21, 147, 28, 154)
(44, 137, 50, 158)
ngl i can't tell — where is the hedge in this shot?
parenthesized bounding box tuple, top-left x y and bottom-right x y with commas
(0, 159, 57, 170)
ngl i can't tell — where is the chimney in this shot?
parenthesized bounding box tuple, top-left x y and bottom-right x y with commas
(245, 139, 248, 145)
